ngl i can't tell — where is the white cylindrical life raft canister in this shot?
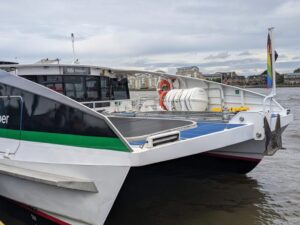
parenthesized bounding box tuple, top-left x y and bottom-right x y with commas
(163, 87, 208, 112)
(163, 89, 176, 111)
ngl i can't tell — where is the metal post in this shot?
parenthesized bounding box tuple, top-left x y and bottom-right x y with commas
(264, 28, 276, 115)
(269, 27, 276, 96)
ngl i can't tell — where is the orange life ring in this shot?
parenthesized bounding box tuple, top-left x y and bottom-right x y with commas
(159, 91, 168, 110)
(157, 79, 171, 95)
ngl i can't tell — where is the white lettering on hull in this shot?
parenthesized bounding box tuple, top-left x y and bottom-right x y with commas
(0, 115, 9, 124)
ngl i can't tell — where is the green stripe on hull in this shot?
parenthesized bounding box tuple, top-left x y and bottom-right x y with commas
(0, 128, 129, 152)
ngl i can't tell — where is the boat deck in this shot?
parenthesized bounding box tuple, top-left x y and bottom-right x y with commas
(128, 122, 244, 146)
(180, 122, 243, 139)
(135, 111, 235, 122)
(109, 117, 196, 141)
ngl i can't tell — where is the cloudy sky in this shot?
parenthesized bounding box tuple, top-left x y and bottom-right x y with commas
(1, 0, 300, 75)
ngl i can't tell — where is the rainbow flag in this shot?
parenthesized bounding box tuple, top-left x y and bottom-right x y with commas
(267, 32, 273, 88)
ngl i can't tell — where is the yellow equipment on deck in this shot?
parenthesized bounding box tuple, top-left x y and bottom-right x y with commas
(211, 106, 250, 113)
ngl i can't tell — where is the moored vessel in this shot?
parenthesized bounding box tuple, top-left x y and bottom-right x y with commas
(0, 29, 293, 224)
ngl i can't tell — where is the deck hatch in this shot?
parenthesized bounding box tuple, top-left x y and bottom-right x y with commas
(144, 131, 180, 148)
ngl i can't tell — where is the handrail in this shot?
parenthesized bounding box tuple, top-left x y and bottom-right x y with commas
(80, 97, 159, 111)
(263, 93, 275, 113)
(206, 86, 224, 108)
(81, 99, 132, 105)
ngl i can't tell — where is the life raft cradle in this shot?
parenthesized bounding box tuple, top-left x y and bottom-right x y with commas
(157, 79, 250, 113)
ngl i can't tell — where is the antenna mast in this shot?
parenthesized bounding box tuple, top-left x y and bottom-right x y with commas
(71, 33, 76, 63)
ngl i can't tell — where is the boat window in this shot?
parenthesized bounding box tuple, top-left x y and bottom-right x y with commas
(63, 66, 90, 75)
(21, 75, 38, 83)
(95, 102, 110, 107)
(100, 77, 111, 100)
(64, 76, 85, 101)
(86, 76, 100, 100)
(36, 76, 64, 94)
(0, 83, 118, 138)
(111, 78, 130, 100)
(21, 75, 130, 102)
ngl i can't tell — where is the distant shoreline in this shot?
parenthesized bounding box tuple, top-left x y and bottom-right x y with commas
(236, 84, 300, 88)
(130, 84, 300, 91)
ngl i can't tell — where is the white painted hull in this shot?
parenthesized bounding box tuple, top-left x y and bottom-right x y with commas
(0, 114, 293, 224)
(208, 139, 265, 161)
(0, 139, 264, 225)
(0, 160, 130, 225)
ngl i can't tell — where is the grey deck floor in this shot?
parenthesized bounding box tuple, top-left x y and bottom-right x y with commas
(109, 117, 195, 140)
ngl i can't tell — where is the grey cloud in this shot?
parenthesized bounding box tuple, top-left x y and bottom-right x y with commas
(238, 51, 252, 56)
(196, 58, 267, 73)
(204, 52, 230, 60)
(278, 54, 288, 59)
(129, 58, 300, 75)
(0, 0, 299, 74)
(277, 60, 300, 71)
(129, 57, 263, 71)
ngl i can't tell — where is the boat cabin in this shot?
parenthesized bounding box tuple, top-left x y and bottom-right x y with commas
(0, 63, 130, 106)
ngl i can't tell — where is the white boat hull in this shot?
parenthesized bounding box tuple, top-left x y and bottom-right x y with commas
(0, 160, 129, 225)
(0, 137, 266, 225)
(0, 68, 293, 224)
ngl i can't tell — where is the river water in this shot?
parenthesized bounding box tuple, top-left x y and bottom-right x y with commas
(1, 88, 299, 225)
(107, 88, 300, 225)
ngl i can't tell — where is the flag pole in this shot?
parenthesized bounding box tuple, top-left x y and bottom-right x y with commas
(263, 27, 276, 113)
(269, 27, 276, 96)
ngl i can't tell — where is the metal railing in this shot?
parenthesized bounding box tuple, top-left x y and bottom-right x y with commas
(80, 97, 160, 112)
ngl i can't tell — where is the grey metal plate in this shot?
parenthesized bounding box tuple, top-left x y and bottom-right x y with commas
(109, 117, 195, 140)
(0, 164, 98, 193)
